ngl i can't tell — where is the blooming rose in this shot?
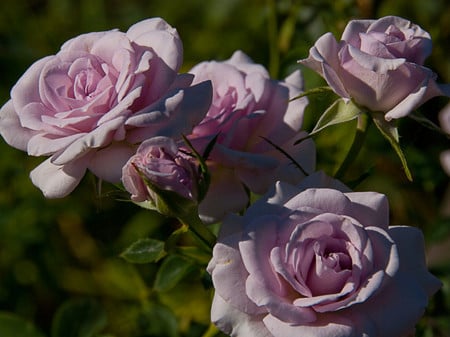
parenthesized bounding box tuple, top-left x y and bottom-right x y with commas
(187, 51, 315, 223)
(0, 18, 212, 198)
(122, 136, 197, 203)
(299, 16, 450, 121)
(439, 103, 450, 176)
(207, 173, 441, 337)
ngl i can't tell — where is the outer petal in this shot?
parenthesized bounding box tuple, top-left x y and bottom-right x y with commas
(125, 80, 212, 143)
(10, 56, 53, 111)
(385, 77, 450, 121)
(344, 191, 390, 229)
(127, 17, 183, 72)
(198, 167, 249, 224)
(29, 156, 90, 198)
(88, 143, 136, 183)
(347, 226, 442, 337)
(299, 33, 351, 100)
(263, 312, 357, 337)
(208, 240, 264, 315)
(0, 100, 37, 151)
(210, 294, 271, 337)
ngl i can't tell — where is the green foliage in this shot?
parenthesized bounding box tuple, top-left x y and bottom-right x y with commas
(120, 238, 167, 264)
(51, 298, 107, 337)
(0, 0, 449, 337)
(0, 312, 45, 337)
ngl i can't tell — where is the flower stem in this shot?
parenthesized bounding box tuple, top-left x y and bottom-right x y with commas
(182, 212, 216, 252)
(334, 112, 370, 179)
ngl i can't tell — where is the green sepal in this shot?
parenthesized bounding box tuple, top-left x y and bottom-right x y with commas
(296, 98, 361, 144)
(372, 112, 413, 181)
(120, 238, 167, 264)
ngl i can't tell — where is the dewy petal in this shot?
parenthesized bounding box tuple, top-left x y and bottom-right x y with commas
(0, 100, 37, 151)
(29, 156, 90, 198)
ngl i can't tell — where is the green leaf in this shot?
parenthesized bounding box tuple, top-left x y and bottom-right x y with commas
(138, 303, 178, 337)
(295, 98, 361, 144)
(120, 238, 166, 264)
(154, 255, 195, 292)
(372, 112, 413, 181)
(0, 312, 45, 337)
(51, 298, 107, 337)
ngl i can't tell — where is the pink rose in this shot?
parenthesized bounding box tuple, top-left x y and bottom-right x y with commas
(299, 16, 450, 121)
(439, 103, 450, 176)
(207, 173, 441, 337)
(187, 51, 315, 223)
(122, 136, 197, 203)
(0, 18, 212, 198)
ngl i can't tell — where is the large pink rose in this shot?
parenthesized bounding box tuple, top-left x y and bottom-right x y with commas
(299, 16, 450, 121)
(207, 172, 441, 337)
(187, 51, 315, 223)
(0, 18, 212, 198)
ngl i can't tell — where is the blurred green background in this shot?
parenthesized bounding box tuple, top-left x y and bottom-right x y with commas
(0, 0, 449, 336)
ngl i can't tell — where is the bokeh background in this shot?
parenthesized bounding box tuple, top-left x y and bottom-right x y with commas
(0, 0, 449, 336)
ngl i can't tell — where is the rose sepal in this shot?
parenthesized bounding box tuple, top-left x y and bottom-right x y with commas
(132, 165, 216, 251)
(371, 111, 413, 181)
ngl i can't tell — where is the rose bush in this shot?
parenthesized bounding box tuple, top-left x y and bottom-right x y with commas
(187, 51, 315, 223)
(122, 136, 197, 204)
(0, 18, 212, 198)
(299, 16, 450, 121)
(208, 172, 441, 337)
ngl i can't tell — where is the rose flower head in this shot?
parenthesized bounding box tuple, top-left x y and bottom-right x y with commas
(208, 172, 441, 337)
(186, 51, 315, 223)
(0, 18, 212, 198)
(299, 15, 450, 121)
(122, 136, 198, 214)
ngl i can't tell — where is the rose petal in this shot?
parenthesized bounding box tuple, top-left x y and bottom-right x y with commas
(30, 156, 90, 198)
(210, 294, 272, 337)
(0, 100, 37, 151)
(88, 143, 136, 183)
(263, 312, 356, 337)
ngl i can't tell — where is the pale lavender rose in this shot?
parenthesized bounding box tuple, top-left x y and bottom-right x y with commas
(299, 16, 450, 121)
(122, 136, 197, 203)
(187, 51, 315, 223)
(208, 173, 441, 337)
(0, 18, 212, 198)
(439, 103, 450, 176)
